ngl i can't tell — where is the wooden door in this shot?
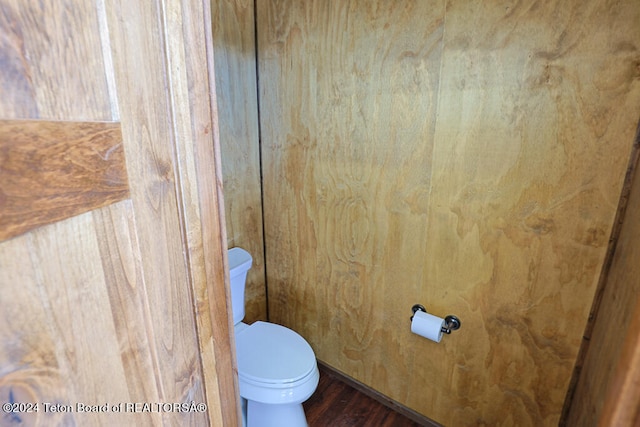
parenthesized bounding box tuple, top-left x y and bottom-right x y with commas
(0, 1, 238, 426)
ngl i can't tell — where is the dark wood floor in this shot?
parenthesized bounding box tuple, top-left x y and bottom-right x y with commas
(303, 365, 426, 427)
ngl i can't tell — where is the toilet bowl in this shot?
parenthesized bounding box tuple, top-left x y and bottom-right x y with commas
(229, 247, 319, 427)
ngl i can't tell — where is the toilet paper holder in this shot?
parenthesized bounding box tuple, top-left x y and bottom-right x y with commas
(411, 304, 461, 334)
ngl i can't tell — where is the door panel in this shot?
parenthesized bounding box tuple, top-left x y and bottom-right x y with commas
(92, 201, 162, 407)
(0, 120, 128, 241)
(0, 0, 236, 425)
(0, 207, 159, 426)
(0, 0, 115, 121)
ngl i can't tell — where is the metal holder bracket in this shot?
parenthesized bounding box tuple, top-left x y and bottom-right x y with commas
(411, 304, 461, 335)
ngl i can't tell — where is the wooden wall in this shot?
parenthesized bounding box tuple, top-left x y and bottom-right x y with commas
(256, 0, 640, 425)
(0, 0, 238, 425)
(212, 0, 267, 322)
(564, 125, 640, 425)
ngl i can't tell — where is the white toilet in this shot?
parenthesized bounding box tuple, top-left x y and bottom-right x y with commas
(228, 247, 320, 427)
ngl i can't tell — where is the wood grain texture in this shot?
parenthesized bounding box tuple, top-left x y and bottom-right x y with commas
(212, 0, 267, 322)
(0, 0, 116, 120)
(599, 300, 640, 426)
(306, 362, 440, 427)
(561, 122, 640, 424)
(162, 0, 241, 423)
(104, 0, 215, 424)
(257, 0, 640, 425)
(92, 202, 163, 414)
(0, 1, 165, 425)
(303, 364, 429, 427)
(0, 0, 235, 425)
(0, 205, 160, 427)
(258, 0, 444, 417)
(0, 120, 128, 242)
(564, 124, 640, 426)
(423, 2, 640, 425)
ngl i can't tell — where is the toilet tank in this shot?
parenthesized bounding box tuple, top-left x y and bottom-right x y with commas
(228, 247, 253, 325)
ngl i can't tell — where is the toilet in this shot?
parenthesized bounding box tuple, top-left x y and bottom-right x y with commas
(228, 247, 319, 427)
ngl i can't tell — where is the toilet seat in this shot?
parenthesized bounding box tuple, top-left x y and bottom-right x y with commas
(236, 321, 320, 406)
(236, 321, 317, 386)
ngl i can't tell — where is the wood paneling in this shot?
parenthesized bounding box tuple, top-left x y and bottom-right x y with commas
(161, 0, 240, 422)
(417, 1, 640, 425)
(564, 125, 640, 425)
(599, 300, 640, 426)
(0, 0, 115, 121)
(92, 201, 164, 411)
(0, 0, 236, 425)
(257, 0, 640, 425)
(258, 0, 445, 416)
(0, 120, 128, 242)
(0, 204, 161, 427)
(212, 0, 267, 322)
(562, 123, 640, 423)
(104, 0, 235, 423)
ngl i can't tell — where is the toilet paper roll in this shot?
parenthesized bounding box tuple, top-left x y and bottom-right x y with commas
(411, 310, 445, 343)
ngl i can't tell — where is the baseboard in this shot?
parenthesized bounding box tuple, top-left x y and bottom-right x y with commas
(316, 360, 443, 427)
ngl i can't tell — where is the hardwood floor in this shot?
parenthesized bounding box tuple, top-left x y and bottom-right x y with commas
(303, 365, 430, 426)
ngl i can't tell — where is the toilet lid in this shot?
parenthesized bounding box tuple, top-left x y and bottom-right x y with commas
(236, 321, 316, 385)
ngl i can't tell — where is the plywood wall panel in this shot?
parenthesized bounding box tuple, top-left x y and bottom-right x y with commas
(212, 0, 266, 322)
(420, 1, 640, 424)
(258, 0, 445, 405)
(257, 0, 640, 425)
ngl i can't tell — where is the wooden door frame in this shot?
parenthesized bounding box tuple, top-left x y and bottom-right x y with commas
(158, 0, 240, 424)
(561, 121, 640, 425)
